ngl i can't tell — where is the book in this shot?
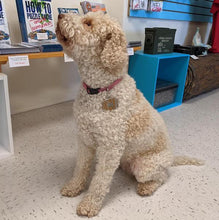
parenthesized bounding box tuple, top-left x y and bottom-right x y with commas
(0, 0, 10, 43)
(0, 42, 40, 54)
(147, 0, 163, 12)
(128, 41, 142, 48)
(80, 1, 106, 14)
(131, 0, 148, 10)
(15, 0, 57, 43)
(57, 8, 79, 14)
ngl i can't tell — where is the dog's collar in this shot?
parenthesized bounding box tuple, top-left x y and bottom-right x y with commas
(83, 78, 123, 95)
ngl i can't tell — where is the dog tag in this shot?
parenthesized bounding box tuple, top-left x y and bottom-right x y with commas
(102, 98, 118, 111)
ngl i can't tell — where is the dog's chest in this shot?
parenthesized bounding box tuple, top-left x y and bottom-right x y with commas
(73, 92, 130, 131)
(76, 87, 124, 113)
(73, 75, 138, 133)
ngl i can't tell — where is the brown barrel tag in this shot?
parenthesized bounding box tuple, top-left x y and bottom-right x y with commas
(102, 98, 118, 111)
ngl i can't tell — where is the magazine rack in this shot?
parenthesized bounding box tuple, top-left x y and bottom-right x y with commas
(0, 73, 14, 159)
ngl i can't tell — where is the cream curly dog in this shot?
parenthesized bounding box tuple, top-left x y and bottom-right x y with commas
(56, 12, 203, 217)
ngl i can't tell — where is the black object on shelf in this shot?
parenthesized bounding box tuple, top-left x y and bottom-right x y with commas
(39, 44, 63, 52)
(173, 44, 206, 56)
(154, 79, 178, 108)
(128, 41, 142, 48)
(144, 28, 176, 54)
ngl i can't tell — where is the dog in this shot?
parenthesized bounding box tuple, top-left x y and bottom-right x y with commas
(56, 12, 203, 217)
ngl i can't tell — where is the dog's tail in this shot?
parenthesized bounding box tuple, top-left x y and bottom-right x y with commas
(172, 156, 204, 166)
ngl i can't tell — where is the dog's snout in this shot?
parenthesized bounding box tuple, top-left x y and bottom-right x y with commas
(58, 14, 65, 20)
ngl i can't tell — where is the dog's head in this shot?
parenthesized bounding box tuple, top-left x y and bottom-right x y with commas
(56, 12, 128, 74)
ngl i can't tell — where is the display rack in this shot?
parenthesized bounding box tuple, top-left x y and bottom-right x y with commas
(128, 51, 190, 112)
(129, 0, 213, 23)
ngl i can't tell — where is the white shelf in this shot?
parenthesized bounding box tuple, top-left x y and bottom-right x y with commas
(0, 145, 12, 159)
(0, 73, 14, 160)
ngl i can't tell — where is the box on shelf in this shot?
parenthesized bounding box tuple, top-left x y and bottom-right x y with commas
(154, 79, 178, 108)
(144, 28, 176, 54)
(173, 44, 206, 56)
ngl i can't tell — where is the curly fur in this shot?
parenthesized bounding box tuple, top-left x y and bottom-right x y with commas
(56, 12, 203, 217)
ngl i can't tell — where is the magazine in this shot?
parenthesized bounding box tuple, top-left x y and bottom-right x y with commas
(147, 0, 163, 12)
(57, 8, 79, 14)
(80, 1, 106, 14)
(131, 0, 148, 10)
(15, 0, 57, 43)
(0, 0, 10, 43)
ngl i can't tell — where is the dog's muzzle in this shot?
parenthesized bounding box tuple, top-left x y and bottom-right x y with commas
(58, 14, 65, 20)
(56, 14, 75, 41)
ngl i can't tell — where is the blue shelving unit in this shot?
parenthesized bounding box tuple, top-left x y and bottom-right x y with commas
(128, 51, 190, 112)
(129, 0, 213, 23)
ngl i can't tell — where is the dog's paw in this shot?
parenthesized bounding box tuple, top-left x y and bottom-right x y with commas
(61, 182, 84, 197)
(76, 195, 101, 217)
(137, 181, 160, 196)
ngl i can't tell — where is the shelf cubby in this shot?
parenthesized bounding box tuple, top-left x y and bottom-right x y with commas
(128, 51, 190, 112)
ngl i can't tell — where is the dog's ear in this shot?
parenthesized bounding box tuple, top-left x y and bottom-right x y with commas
(100, 26, 128, 72)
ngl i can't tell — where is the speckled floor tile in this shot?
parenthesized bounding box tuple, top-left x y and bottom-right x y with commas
(0, 89, 219, 220)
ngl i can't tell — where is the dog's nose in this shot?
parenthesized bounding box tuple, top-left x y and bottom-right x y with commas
(58, 14, 65, 20)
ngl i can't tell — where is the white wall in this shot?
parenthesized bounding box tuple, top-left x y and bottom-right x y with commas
(102, 0, 125, 26)
(4, 0, 212, 114)
(4, 0, 101, 114)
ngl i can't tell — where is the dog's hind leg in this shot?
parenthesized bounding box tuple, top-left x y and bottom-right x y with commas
(61, 138, 95, 197)
(130, 130, 173, 196)
(136, 166, 168, 196)
(131, 149, 172, 196)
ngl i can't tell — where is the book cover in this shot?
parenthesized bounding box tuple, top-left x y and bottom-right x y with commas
(131, 0, 148, 10)
(80, 1, 106, 14)
(15, 0, 57, 43)
(0, 0, 10, 43)
(58, 8, 79, 14)
(148, 0, 163, 12)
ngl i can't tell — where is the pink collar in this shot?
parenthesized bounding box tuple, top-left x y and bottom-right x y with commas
(83, 78, 123, 95)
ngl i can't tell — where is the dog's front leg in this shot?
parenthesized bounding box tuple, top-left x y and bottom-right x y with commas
(61, 137, 95, 197)
(77, 132, 125, 217)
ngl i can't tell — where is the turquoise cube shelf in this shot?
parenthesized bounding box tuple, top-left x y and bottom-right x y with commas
(128, 51, 190, 112)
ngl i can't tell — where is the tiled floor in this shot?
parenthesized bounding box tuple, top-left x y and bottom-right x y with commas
(0, 89, 219, 220)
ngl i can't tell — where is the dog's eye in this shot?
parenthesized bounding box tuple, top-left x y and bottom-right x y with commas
(106, 33, 112, 40)
(83, 19, 92, 27)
